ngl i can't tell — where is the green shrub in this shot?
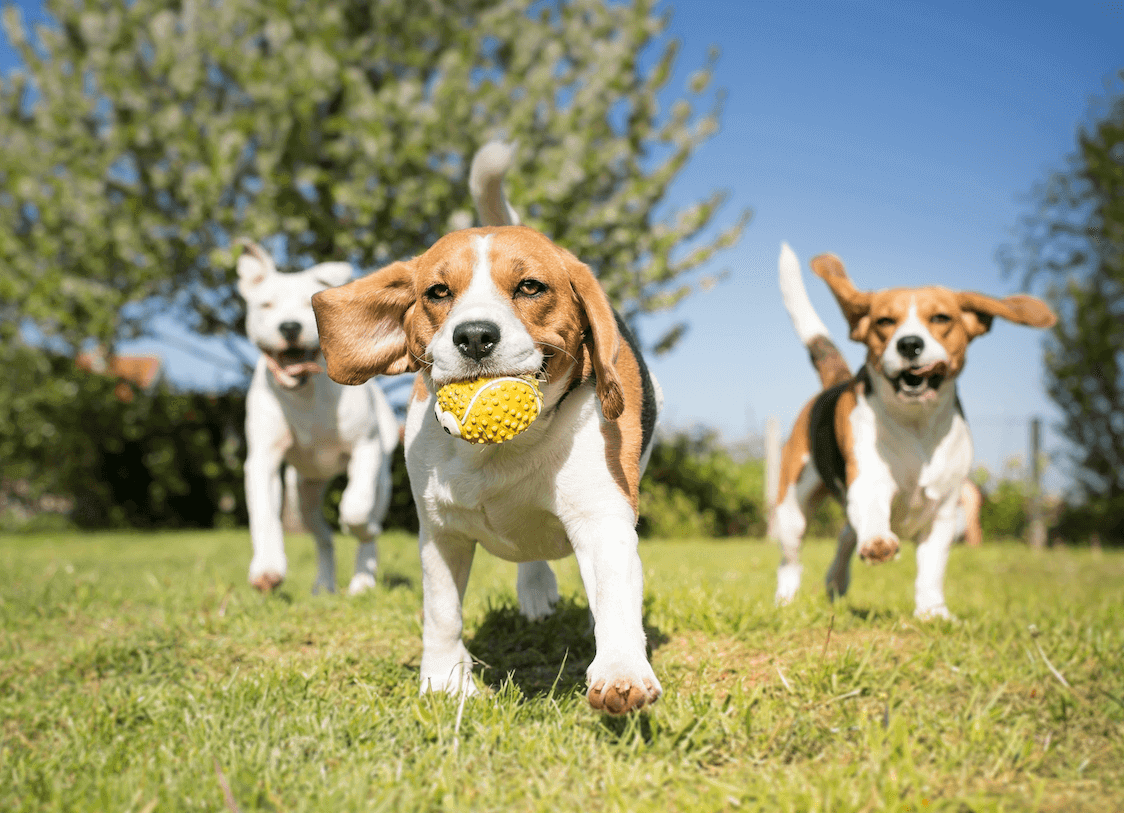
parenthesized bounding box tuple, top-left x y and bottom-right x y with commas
(638, 429, 766, 538)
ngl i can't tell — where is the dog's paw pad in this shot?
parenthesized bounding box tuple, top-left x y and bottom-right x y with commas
(586, 661, 662, 714)
(859, 535, 900, 563)
(588, 677, 660, 714)
(251, 572, 284, 592)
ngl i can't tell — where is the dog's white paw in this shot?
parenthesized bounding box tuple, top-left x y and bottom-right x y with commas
(517, 561, 559, 621)
(775, 563, 802, 606)
(420, 644, 477, 697)
(915, 604, 956, 622)
(586, 654, 662, 714)
(858, 533, 900, 563)
(347, 572, 377, 595)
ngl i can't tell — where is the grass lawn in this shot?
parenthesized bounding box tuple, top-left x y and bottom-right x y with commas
(1, 529, 1121, 812)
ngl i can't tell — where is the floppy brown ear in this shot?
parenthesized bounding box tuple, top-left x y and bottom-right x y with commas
(311, 261, 418, 385)
(565, 253, 624, 421)
(810, 253, 873, 341)
(956, 291, 1057, 339)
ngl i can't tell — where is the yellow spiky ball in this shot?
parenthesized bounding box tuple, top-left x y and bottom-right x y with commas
(434, 376, 543, 444)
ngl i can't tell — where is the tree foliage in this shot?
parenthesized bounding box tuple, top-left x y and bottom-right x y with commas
(0, 0, 747, 359)
(1002, 73, 1124, 541)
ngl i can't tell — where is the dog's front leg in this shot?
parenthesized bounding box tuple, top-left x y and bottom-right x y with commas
(570, 516, 662, 714)
(846, 472, 901, 563)
(245, 445, 288, 591)
(418, 530, 478, 697)
(914, 495, 958, 620)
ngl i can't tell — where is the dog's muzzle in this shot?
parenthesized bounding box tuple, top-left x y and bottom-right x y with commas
(890, 360, 947, 402)
(263, 346, 322, 389)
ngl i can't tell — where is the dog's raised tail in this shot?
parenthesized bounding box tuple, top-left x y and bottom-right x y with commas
(470, 140, 520, 227)
(779, 243, 851, 390)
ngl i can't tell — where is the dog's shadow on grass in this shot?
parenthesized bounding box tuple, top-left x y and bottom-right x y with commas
(465, 598, 668, 700)
(845, 605, 897, 622)
(380, 571, 414, 591)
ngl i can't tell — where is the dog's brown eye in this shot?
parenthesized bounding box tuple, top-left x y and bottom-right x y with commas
(930, 313, 951, 325)
(875, 316, 896, 328)
(426, 283, 451, 302)
(515, 279, 546, 297)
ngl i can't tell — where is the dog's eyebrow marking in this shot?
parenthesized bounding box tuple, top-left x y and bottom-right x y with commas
(510, 257, 527, 276)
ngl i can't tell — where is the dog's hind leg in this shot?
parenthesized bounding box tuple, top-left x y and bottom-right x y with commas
(295, 476, 335, 594)
(825, 522, 857, 600)
(517, 561, 559, 621)
(339, 440, 389, 595)
(773, 463, 821, 605)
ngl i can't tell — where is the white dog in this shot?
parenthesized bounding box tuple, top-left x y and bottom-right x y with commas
(310, 143, 663, 713)
(237, 242, 398, 595)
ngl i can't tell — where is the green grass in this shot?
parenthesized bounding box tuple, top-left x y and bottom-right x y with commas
(1, 530, 1121, 812)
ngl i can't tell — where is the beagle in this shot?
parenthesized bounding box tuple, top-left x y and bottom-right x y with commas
(310, 144, 662, 713)
(771, 244, 1055, 618)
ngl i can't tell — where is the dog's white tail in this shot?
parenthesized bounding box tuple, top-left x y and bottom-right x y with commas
(469, 141, 521, 227)
(779, 243, 852, 390)
(778, 242, 830, 346)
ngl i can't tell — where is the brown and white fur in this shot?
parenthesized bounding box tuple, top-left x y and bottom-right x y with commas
(238, 242, 398, 595)
(771, 243, 1055, 618)
(310, 143, 662, 713)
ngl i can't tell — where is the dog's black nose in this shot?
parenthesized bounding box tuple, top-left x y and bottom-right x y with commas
(896, 335, 924, 359)
(452, 320, 500, 361)
(279, 321, 302, 343)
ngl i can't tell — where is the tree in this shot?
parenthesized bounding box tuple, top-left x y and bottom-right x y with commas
(0, 0, 747, 363)
(1002, 72, 1124, 541)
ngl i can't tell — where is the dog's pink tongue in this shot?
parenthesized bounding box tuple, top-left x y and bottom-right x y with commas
(264, 354, 322, 388)
(911, 360, 948, 377)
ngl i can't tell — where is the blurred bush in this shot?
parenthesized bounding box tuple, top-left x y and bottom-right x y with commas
(970, 465, 1029, 541)
(638, 428, 766, 539)
(0, 343, 423, 534)
(1, 345, 247, 531)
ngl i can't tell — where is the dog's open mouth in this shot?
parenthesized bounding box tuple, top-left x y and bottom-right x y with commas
(267, 347, 319, 368)
(891, 361, 946, 402)
(262, 346, 322, 388)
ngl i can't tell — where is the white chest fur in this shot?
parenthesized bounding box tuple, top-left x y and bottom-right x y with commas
(849, 387, 973, 538)
(405, 384, 632, 563)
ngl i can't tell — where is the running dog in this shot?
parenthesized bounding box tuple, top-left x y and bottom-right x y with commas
(770, 243, 1054, 618)
(238, 242, 398, 595)
(310, 143, 662, 713)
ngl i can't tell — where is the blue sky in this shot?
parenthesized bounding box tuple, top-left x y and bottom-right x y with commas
(5, 1, 1121, 491)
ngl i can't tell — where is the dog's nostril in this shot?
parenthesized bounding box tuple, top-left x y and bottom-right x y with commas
(452, 320, 501, 361)
(896, 335, 924, 360)
(279, 321, 302, 343)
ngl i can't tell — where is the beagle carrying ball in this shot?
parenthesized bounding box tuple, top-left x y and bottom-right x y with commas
(771, 244, 1055, 619)
(311, 143, 662, 713)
